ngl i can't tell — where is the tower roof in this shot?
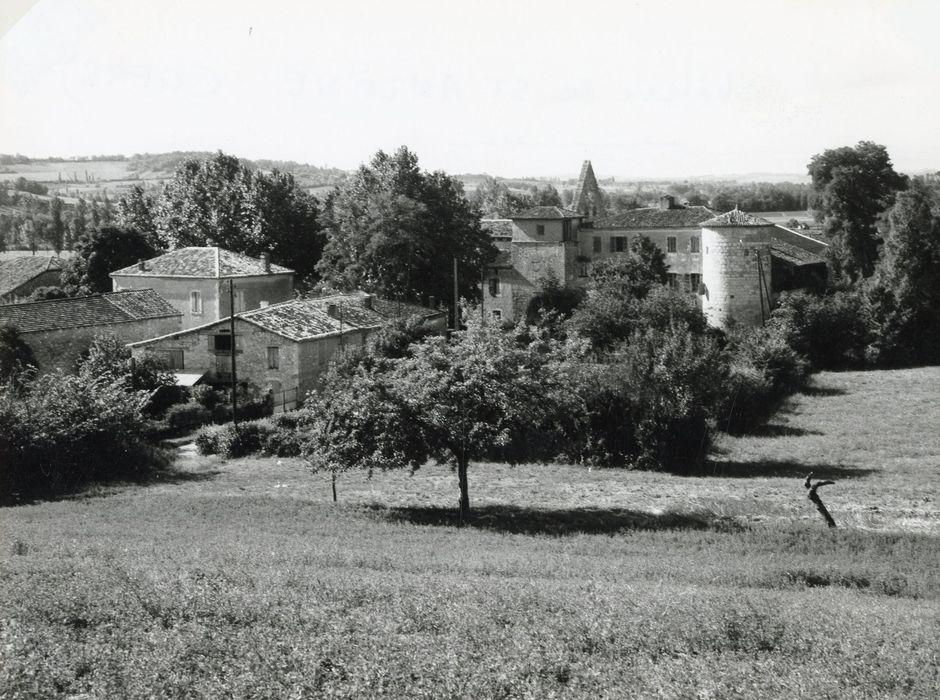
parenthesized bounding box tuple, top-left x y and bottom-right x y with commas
(701, 209, 773, 228)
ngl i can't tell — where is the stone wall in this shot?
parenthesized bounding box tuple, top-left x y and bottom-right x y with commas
(581, 227, 703, 276)
(24, 316, 181, 374)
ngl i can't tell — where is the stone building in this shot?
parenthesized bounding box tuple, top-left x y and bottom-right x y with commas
(0, 289, 182, 373)
(482, 161, 828, 327)
(110, 247, 294, 331)
(129, 292, 447, 409)
(0, 255, 63, 304)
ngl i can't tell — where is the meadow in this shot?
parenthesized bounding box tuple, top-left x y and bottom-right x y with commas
(1, 368, 939, 698)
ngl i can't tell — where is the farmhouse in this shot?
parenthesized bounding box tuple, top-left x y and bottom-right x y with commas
(482, 161, 827, 326)
(0, 255, 63, 304)
(0, 289, 182, 373)
(129, 292, 447, 408)
(111, 246, 294, 330)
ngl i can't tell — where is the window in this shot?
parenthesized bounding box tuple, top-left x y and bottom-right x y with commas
(190, 290, 203, 314)
(488, 277, 501, 297)
(690, 236, 700, 253)
(667, 237, 677, 253)
(690, 273, 702, 294)
(614, 236, 626, 253)
(578, 263, 588, 278)
(491, 309, 502, 321)
(593, 236, 602, 253)
(267, 346, 279, 370)
(213, 333, 232, 352)
(562, 219, 571, 241)
(536, 224, 545, 237)
(667, 273, 679, 289)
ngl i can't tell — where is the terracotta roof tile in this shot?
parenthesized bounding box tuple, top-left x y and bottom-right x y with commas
(701, 209, 773, 227)
(593, 206, 715, 230)
(0, 289, 180, 333)
(0, 256, 63, 297)
(770, 239, 827, 266)
(512, 206, 582, 220)
(111, 247, 293, 278)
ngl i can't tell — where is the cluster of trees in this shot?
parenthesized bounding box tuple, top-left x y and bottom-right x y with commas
(803, 141, 940, 366)
(469, 175, 565, 217)
(0, 190, 115, 255)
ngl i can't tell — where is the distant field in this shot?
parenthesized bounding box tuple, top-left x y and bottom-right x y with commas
(1, 368, 939, 697)
(0, 160, 142, 183)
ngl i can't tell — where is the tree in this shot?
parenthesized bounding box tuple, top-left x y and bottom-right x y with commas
(154, 152, 323, 284)
(808, 141, 907, 281)
(318, 147, 497, 307)
(528, 183, 562, 207)
(867, 180, 940, 365)
(302, 313, 570, 524)
(63, 226, 158, 294)
(588, 236, 667, 300)
(117, 185, 160, 248)
(0, 325, 38, 389)
(48, 197, 65, 255)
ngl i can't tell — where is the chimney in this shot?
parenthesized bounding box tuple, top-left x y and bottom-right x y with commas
(326, 303, 338, 318)
(137, 259, 146, 272)
(362, 294, 374, 310)
(262, 252, 271, 273)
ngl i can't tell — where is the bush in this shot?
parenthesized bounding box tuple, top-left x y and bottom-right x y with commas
(164, 401, 212, 433)
(0, 370, 152, 500)
(769, 290, 871, 370)
(194, 424, 224, 455)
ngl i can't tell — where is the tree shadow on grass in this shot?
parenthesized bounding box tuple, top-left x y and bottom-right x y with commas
(750, 423, 824, 437)
(689, 460, 876, 480)
(368, 503, 744, 536)
(799, 385, 848, 397)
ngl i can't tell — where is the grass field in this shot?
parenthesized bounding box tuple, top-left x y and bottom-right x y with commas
(2, 368, 939, 697)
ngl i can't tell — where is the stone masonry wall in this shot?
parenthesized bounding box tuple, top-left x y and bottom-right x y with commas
(701, 225, 775, 329)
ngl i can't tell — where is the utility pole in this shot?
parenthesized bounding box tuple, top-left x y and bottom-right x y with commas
(229, 279, 238, 428)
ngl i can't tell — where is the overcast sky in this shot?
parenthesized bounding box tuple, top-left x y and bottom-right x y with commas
(1, 0, 938, 179)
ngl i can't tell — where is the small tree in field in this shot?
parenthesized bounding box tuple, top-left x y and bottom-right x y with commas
(302, 313, 572, 523)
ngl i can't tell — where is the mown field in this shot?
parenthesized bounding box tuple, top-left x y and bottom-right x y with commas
(2, 368, 939, 698)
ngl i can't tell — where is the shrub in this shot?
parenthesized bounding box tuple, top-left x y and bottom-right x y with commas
(769, 290, 871, 370)
(195, 424, 225, 455)
(0, 370, 152, 500)
(213, 420, 276, 459)
(165, 401, 212, 433)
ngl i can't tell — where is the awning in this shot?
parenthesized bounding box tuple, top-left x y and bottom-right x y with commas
(173, 371, 208, 387)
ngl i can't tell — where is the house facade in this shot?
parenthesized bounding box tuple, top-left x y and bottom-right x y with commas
(0, 289, 182, 373)
(482, 161, 828, 326)
(111, 247, 294, 330)
(129, 292, 447, 409)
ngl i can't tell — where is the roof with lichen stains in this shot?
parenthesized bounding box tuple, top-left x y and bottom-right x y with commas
(128, 292, 445, 346)
(0, 289, 180, 333)
(593, 206, 715, 230)
(111, 247, 293, 278)
(701, 209, 773, 227)
(0, 256, 63, 298)
(769, 239, 827, 266)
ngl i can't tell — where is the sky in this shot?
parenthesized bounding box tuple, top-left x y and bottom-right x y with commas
(1, 0, 939, 179)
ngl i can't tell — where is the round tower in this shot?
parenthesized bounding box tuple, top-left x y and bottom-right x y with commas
(700, 210, 777, 329)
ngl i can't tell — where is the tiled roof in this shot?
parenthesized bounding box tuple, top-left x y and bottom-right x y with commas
(769, 239, 826, 266)
(701, 209, 773, 228)
(0, 289, 180, 334)
(111, 247, 293, 278)
(511, 206, 583, 220)
(130, 292, 444, 346)
(593, 206, 715, 230)
(0, 256, 63, 297)
(480, 219, 514, 238)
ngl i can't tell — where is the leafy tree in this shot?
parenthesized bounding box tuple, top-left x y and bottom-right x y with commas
(525, 272, 585, 330)
(49, 197, 65, 255)
(27, 286, 71, 302)
(154, 152, 323, 284)
(318, 147, 496, 307)
(867, 180, 940, 365)
(117, 185, 160, 248)
(588, 236, 667, 300)
(808, 141, 907, 281)
(0, 325, 38, 389)
(79, 334, 175, 392)
(63, 226, 158, 294)
(528, 183, 563, 207)
(71, 197, 88, 244)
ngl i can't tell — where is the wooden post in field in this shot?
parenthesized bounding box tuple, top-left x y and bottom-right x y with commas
(804, 473, 836, 527)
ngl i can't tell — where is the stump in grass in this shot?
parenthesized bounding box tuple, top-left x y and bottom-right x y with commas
(804, 473, 837, 528)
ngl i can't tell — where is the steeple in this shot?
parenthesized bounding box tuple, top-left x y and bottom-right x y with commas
(571, 160, 603, 221)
